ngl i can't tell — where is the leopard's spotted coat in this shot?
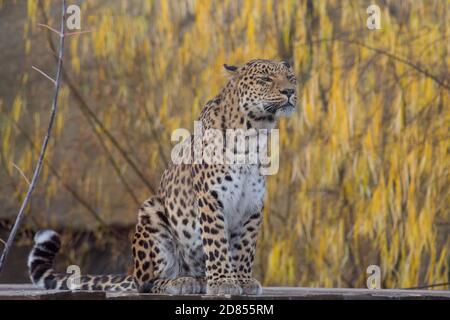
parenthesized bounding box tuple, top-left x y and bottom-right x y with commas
(28, 59, 297, 295)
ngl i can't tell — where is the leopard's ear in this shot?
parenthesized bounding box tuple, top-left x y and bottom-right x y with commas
(224, 64, 238, 74)
(281, 60, 292, 69)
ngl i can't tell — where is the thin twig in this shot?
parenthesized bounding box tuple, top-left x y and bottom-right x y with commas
(38, 1, 156, 195)
(65, 30, 92, 37)
(10, 162, 31, 185)
(32, 66, 56, 85)
(62, 69, 156, 194)
(402, 282, 450, 290)
(0, 113, 109, 227)
(39, 21, 93, 38)
(0, 138, 25, 206)
(83, 112, 141, 206)
(296, 34, 450, 92)
(0, 0, 66, 274)
(37, 23, 63, 37)
(338, 38, 450, 92)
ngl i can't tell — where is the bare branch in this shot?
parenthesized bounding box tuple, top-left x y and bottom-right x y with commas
(32, 66, 56, 85)
(0, 0, 67, 274)
(295, 33, 450, 92)
(39, 21, 93, 38)
(10, 162, 31, 185)
(37, 23, 63, 37)
(339, 38, 450, 92)
(65, 30, 93, 37)
(1, 113, 109, 226)
(37, 2, 157, 195)
(402, 282, 450, 290)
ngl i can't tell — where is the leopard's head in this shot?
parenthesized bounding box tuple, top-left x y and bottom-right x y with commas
(224, 59, 298, 125)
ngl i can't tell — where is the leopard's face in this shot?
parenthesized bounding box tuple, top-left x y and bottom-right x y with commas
(225, 59, 298, 119)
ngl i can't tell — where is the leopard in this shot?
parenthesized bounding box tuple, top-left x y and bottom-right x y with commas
(27, 59, 297, 295)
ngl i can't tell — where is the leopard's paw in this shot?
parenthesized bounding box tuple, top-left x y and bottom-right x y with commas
(207, 278, 243, 295)
(164, 277, 204, 294)
(238, 278, 262, 295)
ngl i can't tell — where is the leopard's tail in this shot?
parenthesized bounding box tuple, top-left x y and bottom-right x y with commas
(28, 230, 135, 291)
(27, 230, 62, 288)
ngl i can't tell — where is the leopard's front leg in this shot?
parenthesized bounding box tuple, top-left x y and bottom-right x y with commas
(199, 192, 243, 295)
(230, 210, 263, 295)
(194, 170, 242, 295)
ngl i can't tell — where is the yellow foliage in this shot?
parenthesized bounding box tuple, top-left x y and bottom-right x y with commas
(0, 0, 448, 289)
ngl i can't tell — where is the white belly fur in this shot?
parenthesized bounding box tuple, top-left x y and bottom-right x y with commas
(217, 165, 265, 231)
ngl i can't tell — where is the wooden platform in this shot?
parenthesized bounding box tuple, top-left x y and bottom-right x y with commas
(1, 284, 449, 300)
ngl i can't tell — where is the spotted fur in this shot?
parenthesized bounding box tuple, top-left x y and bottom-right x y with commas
(28, 59, 297, 294)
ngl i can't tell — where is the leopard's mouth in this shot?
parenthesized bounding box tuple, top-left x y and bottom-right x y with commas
(280, 101, 295, 109)
(278, 102, 295, 117)
(263, 100, 295, 114)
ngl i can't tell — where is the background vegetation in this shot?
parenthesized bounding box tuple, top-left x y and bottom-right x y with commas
(0, 0, 449, 289)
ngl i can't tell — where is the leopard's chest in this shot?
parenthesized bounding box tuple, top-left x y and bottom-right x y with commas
(216, 165, 266, 231)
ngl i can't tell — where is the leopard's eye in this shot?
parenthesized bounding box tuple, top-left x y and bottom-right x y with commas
(287, 75, 296, 83)
(259, 76, 273, 83)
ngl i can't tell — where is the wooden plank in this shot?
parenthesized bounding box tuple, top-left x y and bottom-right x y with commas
(0, 284, 105, 300)
(107, 287, 450, 300)
(0, 284, 449, 300)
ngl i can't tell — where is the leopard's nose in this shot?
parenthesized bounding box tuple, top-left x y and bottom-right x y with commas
(280, 88, 295, 98)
